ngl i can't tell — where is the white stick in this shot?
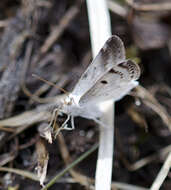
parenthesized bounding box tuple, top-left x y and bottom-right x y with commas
(150, 152, 171, 190)
(86, 1, 114, 190)
(86, 0, 111, 56)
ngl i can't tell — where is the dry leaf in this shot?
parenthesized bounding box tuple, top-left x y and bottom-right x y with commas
(36, 139, 49, 186)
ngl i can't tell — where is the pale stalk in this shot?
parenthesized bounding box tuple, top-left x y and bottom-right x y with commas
(86, 1, 114, 190)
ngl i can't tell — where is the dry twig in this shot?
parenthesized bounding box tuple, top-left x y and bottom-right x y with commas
(150, 152, 171, 190)
(40, 6, 79, 54)
(126, 0, 171, 11)
(135, 85, 171, 132)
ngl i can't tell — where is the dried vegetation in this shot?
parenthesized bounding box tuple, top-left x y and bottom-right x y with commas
(0, 0, 171, 189)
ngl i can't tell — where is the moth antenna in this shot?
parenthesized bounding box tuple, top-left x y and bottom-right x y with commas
(32, 74, 69, 96)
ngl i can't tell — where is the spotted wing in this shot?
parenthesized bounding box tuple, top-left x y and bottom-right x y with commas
(71, 35, 126, 103)
(79, 60, 140, 106)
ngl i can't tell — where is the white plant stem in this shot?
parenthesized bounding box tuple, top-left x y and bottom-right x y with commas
(86, 1, 114, 190)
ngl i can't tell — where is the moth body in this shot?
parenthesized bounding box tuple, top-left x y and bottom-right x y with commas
(61, 94, 102, 119)
(53, 35, 141, 131)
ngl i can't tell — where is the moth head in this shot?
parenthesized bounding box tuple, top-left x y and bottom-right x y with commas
(64, 96, 73, 105)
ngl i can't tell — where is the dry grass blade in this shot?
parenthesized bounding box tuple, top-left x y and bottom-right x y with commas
(111, 182, 149, 190)
(108, 0, 127, 18)
(0, 110, 50, 128)
(0, 20, 9, 27)
(150, 152, 171, 190)
(127, 106, 148, 131)
(40, 6, 79, 54)
(0, 153, 16, 166)
(126, 0, 171, 11)
(41, 143, 98, 190)
(0, 167, 39, 181)
(126, 145, 171, 171)
(0, 126, 15, 132)
(0, 93, 66, 128)
(36, 139, 49, 186)
(135, 85, 171, 132)
(57, 132, 94, 187)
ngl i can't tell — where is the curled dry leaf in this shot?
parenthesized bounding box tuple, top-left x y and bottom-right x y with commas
(36, 139, 49, 186)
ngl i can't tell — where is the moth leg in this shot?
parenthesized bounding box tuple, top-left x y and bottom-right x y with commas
(48, 108, 59, 128)
(52, 109, 59, 132)
(54, 115, 71, 138)
(71, 116, 75, 130)
(60, 115, 75, 130)
(61, 114, 71, 130)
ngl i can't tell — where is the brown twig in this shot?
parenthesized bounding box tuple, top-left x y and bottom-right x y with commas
(135, 85, 171, 132)
(126, 0, 171, 11)
(57, 132, 94, 187)
(40, 6, 79, 54)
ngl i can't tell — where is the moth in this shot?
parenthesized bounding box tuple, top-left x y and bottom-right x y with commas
(49, 35, 140, 132)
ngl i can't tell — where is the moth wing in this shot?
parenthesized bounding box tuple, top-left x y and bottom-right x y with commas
(71, 35, 125, 103)
(79, 60, 140, 106)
